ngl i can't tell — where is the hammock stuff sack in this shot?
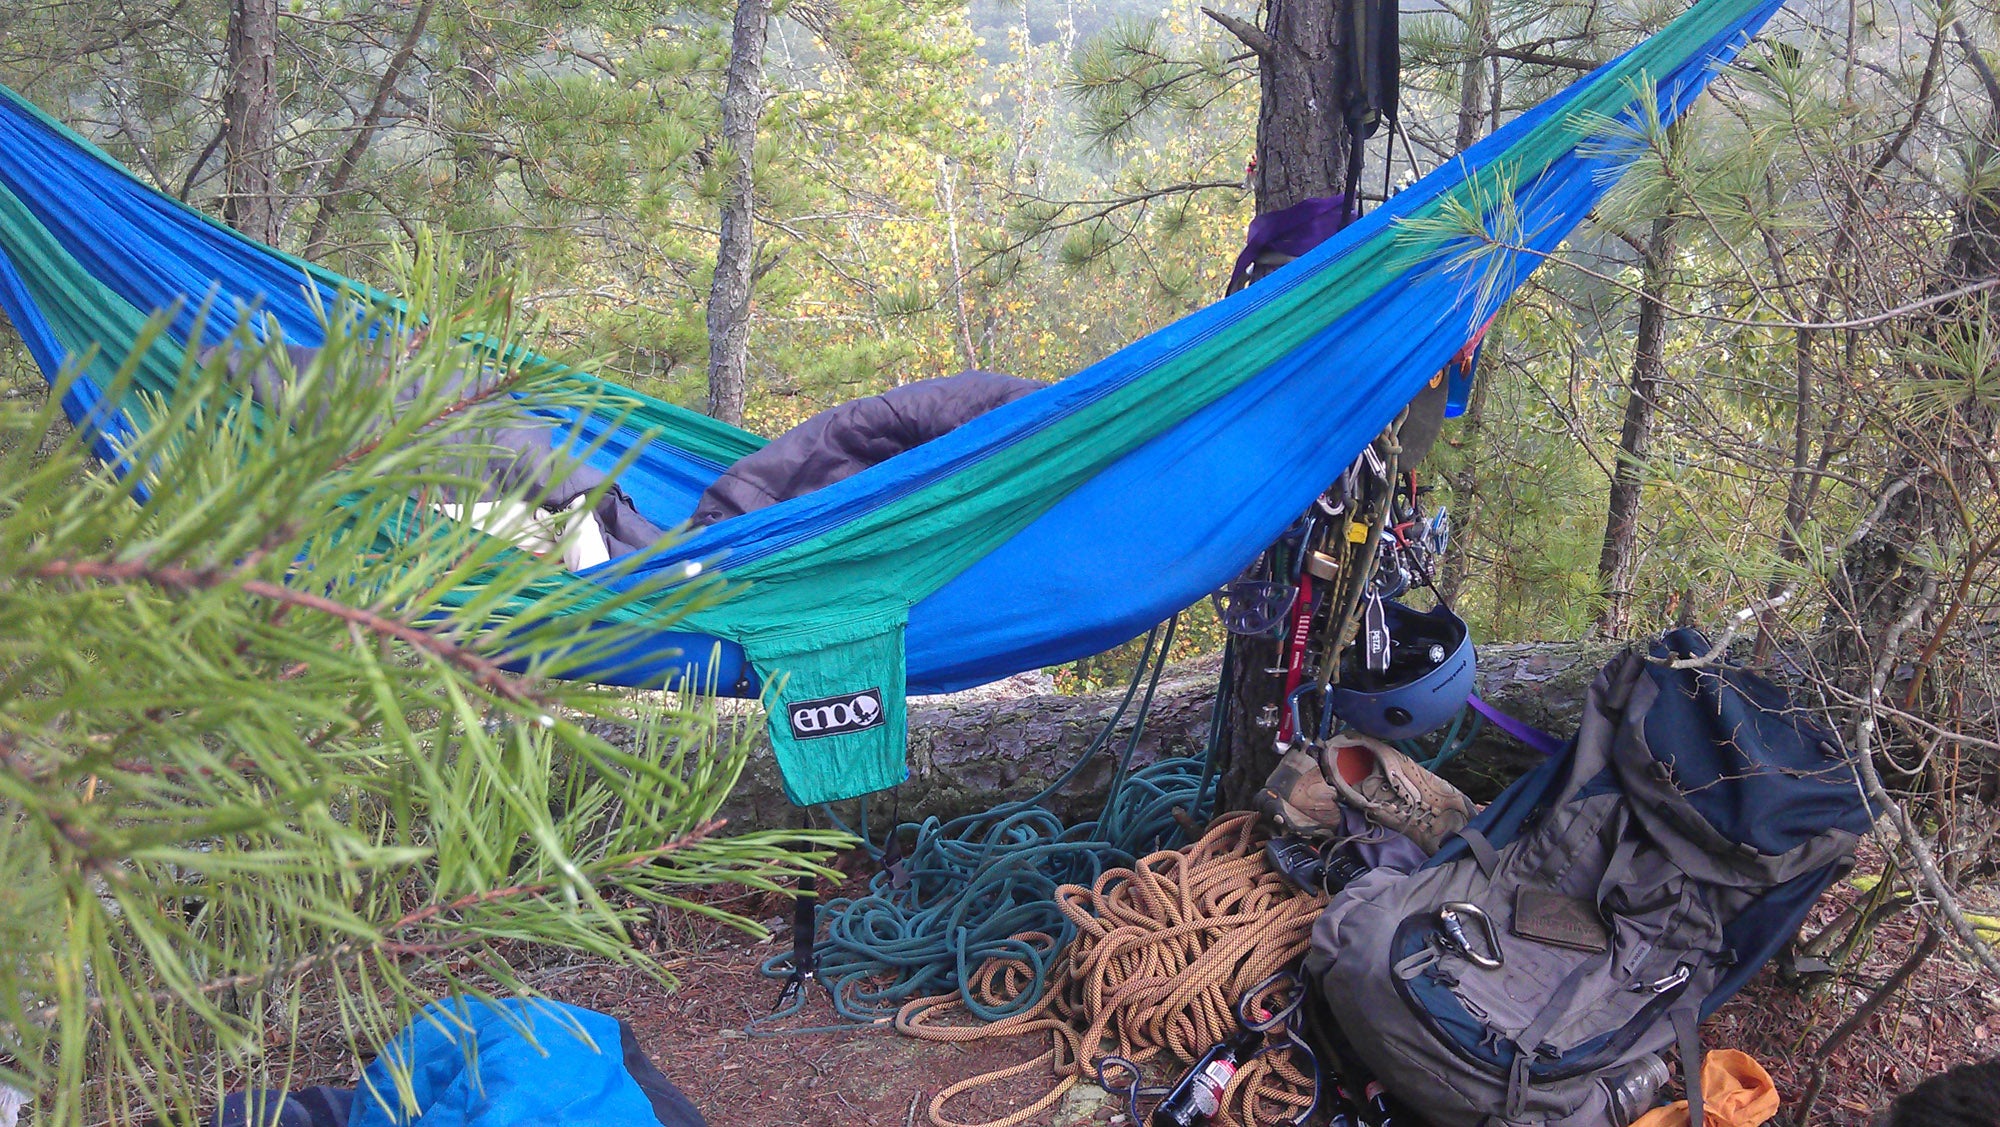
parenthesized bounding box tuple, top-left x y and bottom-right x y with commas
(0, 0, 1785, 805)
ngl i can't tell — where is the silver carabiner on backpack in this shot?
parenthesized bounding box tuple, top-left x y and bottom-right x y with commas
(1437, 902, 1504, 970)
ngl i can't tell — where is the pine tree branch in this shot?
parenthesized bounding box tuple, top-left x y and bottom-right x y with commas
(33, 555, 549, 711)
(1486, 45, 1599, 71)
(25, 819, 732, 1025)
(1441, 230, 2000, 330)
(324, 358, 537, 475)
(1201, 8, 1276, 58)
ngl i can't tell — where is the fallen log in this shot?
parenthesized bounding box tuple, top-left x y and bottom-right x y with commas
(596, 641, 1617, 833)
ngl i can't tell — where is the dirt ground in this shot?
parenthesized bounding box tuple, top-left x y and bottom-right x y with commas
(264, 843, 1997, 1127)
(571, 848, 1998, 1127)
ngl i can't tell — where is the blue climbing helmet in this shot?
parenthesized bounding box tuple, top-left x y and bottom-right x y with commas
(1327, 600, 1474, 741)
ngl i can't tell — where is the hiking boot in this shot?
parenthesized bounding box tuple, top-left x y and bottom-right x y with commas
(1256, 745, 1348, 838)
(1321, 733, 1476, 854)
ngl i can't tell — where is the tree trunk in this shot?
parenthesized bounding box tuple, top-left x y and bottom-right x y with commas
(222, 0, 281, 245)
(1452, 0, 1490, 155)
(1595, 211, 1678, 636)
(704, 0, 770, 428)
(1207, 0, 1354, 813)
(1438, 0, 1492, 606)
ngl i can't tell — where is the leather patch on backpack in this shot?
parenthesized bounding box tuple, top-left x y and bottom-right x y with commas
(1512, 887, 1610, 953)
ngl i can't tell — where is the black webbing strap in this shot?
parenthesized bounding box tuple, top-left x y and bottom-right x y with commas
(774, 873, 818, 1012)
(1456, 825, 1501, 877)
(1674, 1005, 1705, 1127)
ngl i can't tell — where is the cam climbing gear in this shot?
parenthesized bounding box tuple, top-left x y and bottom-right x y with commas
(1215, 578, 1297, 637)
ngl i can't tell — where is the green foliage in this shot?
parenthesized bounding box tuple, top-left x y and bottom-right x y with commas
(0, 246, 846, 1125)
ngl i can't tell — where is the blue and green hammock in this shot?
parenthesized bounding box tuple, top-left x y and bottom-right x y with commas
(0, 0, 1783, 805)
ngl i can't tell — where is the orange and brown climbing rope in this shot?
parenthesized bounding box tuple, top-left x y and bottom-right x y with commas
(897, 812, 1326, 1127)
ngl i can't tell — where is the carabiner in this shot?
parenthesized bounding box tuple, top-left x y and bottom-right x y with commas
(1236, 970, 1306, 1033)
(1437, 902, 1504, 971)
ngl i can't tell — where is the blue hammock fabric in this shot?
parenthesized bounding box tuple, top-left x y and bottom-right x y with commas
(0, 0, 1784, 804)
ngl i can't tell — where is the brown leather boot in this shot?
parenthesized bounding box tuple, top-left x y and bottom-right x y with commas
(1321, 733, 1476, 854)
(1256, 745, 1349, 838)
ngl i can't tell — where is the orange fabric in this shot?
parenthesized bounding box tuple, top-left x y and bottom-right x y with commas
(1631, 1050, 1780, 1127)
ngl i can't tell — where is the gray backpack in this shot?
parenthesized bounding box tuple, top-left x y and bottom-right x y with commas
(1305, 632, 1871, 1126)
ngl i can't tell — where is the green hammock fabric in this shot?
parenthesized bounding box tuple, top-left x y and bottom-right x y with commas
(0, 0, 1783, 804)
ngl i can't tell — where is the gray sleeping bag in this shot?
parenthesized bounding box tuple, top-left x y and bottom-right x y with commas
(689, 370, 1044, 527)
(202, 342, 669, 557)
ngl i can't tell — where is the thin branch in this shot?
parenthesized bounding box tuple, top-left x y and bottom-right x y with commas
(1463, 233, 2000, 330)
(1846, 577, 2000, 981)
(1486, 45, 1599, 71)
(26, 820, 730, 1025)
(1954, 21, 2000, 119)
(1201, 8, 1276, 58)
(1791, 926, 1943, 1127)
(303, 0, 441, 258)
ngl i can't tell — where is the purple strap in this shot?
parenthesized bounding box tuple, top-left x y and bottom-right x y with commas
(1466, 693, 1566, 757)
(1227, 194, 1351, 293)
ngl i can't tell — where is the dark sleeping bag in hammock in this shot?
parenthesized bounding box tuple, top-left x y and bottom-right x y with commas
(689, 370, 1045, 527)
(202, 343, 670, 557)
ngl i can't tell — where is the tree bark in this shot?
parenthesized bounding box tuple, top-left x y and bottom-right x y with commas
(1208, 0, 1354, 814)
(704, 0, 771, 428)
(1438, 0, 1492, 606)
(1595, 211, 1678, 636)
(1452, 0, 1490, 155)
(603, 643, 1612, 832)
(1243, 0, 1350, 214)
(222, 0, 281, 245)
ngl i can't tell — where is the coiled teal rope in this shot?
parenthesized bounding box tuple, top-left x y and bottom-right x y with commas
(757, 620, 1231, 1026)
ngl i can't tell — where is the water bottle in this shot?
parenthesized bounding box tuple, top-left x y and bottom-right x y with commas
(1149, 1026, 1263, 1126)
(1603, 1054, 1672, 1126)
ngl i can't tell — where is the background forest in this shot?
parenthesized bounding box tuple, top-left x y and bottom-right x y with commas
(6, 0, 2000, 1123)
(7, 0, 1996, 643)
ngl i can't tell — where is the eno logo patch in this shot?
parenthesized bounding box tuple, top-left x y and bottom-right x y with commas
(786, 689, 885, 740)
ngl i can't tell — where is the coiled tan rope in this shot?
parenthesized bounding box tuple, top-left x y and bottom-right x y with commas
(897, 813, 1326, 1127)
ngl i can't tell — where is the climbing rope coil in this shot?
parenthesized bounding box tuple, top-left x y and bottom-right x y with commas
(897, 812, 1324, 1127)
(755, 622, 1231, 1030)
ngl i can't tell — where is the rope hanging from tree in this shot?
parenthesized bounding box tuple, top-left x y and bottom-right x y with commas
(896, 812, 1324, 1127)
